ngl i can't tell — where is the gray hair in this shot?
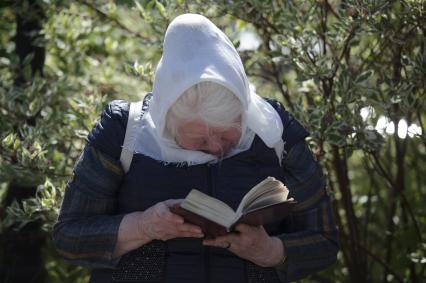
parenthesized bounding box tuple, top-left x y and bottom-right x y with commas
(166, 81, 243, 139)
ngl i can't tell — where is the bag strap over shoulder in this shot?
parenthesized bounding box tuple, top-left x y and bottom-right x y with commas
(120, 100, 144, 173)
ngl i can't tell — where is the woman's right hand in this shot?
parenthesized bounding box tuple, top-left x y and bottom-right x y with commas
(138, 199, 204, 241)
(113, 199, 204, 258)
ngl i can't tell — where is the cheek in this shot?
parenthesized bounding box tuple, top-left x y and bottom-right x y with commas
(178, 136, 209, 151)
(231, 130, 242, 142)
(176, 136, 195, 150)
(224, 131, 241, 146)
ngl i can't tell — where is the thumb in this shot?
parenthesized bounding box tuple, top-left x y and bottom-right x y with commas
(164, 199, 184, 207)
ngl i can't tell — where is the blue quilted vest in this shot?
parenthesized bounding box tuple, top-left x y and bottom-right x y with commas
(90, 95, 309, 283)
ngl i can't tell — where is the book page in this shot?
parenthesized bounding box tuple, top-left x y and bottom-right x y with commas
(243, 191, 290, 213)
(236, 177, 287, 215)
(181, 189, 237, 227)
(241, 185, 285, 211)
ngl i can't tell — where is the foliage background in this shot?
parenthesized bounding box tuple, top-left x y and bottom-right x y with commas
(0, 0, 425, 282)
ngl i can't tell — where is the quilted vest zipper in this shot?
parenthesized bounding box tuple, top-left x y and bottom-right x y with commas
(203, 164, 215, 283)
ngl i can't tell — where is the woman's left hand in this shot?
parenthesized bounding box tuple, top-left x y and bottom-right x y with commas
(202, 224, 285, 267)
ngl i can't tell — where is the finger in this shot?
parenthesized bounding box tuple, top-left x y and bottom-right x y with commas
(202, 237, 222, 246)
(203, 233, 240, 246)
(202, 239, 224, 247)
(213, 232, 241, 242)
(163, 199, 184, 207)
(158, 206, 184, 224)
(164, 231, 204, 240)
(177, 231, 205, 238)
(203, 239, 236, 249)
(168, 213, 185, 224)
(176, 223, 203, 234)
(202, 238, 217, 245)
(163, 211, 184, 224)
(166, 224, 204, 238)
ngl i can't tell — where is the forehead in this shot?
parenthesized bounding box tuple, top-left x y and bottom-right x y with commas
(179, 121, 208, 135)
(178, 120, 232, 136)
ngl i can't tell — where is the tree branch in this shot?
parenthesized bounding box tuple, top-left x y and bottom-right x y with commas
(324, 0, 340, 20)
(76, 0, 157, 45)
(357, 243, 405, 283)
(331, 146, 365, 281)
(330, 23, 358, 79)
(398, 190, 423, 242)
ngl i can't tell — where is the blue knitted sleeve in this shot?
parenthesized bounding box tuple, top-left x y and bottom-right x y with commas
(53, 100, 130, 268)
(264, 98, 309, 153)
(87, 100, 130, 160)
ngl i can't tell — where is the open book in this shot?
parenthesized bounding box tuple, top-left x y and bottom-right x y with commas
(171, 176, 296, 238)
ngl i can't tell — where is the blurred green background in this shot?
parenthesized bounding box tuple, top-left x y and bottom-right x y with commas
(0, 0, 425, 282)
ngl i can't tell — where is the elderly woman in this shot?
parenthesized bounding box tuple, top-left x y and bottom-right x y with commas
(53, 14, 338, 283)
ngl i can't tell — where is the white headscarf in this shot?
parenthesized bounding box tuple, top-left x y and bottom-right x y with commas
(132, 13, 284, 165)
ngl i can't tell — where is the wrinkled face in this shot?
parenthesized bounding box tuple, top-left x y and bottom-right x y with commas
(176, 120, 241, 157)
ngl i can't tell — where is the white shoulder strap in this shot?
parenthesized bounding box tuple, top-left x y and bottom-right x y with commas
(120, 101, 144, 173)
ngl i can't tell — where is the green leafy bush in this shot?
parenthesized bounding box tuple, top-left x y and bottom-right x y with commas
(0, 1, 424, 282)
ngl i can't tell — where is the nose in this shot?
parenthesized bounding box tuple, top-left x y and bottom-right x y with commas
(205, 136, 224, 156)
